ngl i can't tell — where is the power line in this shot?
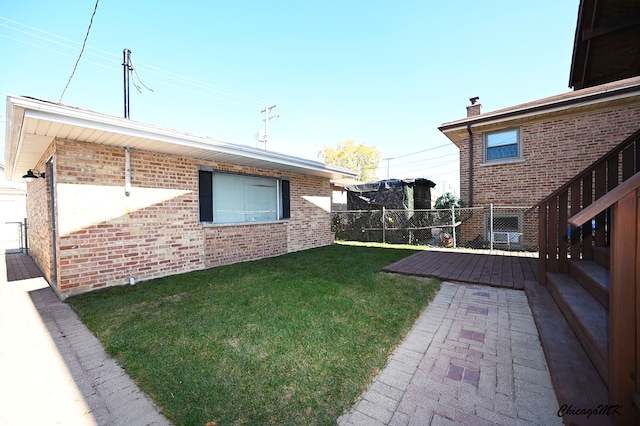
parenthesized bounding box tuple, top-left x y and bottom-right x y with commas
(1, 15, 271, 109)
(383, 143, 451, 162)
(59, 0, 99, 102)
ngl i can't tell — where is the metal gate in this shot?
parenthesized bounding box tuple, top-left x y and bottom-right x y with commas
(2, 220, 27, 254)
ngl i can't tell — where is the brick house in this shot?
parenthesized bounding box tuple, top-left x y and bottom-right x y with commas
(438, 76, 640, 250)
(4, 95, 356, 298)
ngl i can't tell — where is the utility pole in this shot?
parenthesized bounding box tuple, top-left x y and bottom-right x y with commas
(260, 105, 278, 150)
(123, 49, 132, 119)
(383, 157, 394, 179)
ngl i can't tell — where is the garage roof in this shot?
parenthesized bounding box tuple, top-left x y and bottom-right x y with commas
(4, 95, 356, 182)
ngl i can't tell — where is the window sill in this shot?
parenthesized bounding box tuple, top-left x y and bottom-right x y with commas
(481, 158, 525, 167)
(200, 219, 289, 228)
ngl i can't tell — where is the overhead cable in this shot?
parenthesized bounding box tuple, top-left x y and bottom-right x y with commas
(59, 0, 100, 102)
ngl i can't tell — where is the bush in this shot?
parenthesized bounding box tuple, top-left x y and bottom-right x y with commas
(434, 192, 463, 210)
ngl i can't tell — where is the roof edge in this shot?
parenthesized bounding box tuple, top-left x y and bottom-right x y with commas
(5, 95, 357, 180)
(438, 76, 640, 133)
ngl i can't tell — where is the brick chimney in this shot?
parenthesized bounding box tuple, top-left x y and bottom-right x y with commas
(466, 97, 482, 117)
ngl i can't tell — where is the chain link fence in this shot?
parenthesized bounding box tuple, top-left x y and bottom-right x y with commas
(2, 220, 27, 254)
(332, 205, 538, 252)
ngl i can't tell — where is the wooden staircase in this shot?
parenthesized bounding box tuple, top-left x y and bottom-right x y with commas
(529, 129, 640, 425)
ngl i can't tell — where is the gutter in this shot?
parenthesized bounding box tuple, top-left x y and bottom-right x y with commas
(438, 80, 640, 133)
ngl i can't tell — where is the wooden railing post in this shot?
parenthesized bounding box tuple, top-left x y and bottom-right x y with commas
(582, 173, 593, 260)
(538, 204, 547, 285)
(558, 192, 569, 272)
(608, 187, 639, 424)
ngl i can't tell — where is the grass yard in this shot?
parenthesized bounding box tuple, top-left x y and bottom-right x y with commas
(68, 244, 440, 425)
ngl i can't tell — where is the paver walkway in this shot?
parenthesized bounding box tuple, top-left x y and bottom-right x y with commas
(339, 282, 562, 426)
(0, 253, 171, 425)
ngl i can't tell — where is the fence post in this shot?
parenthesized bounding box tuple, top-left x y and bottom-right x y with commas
(23, 217, 28, 254)
(489, 203, 494, 251)
(451, 206, 457, 248)
(382, 207, 386, 244)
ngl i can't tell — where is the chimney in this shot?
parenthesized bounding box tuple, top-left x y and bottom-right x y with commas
(466, 97, 481, 117)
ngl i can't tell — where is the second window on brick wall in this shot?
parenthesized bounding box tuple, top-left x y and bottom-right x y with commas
(198, 170, 290, 224)
(483, 128, 521, 163)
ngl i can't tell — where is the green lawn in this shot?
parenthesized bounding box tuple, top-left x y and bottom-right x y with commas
(68, 244, 440, 425)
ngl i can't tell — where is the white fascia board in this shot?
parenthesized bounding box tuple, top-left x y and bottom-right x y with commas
(8, 95, 357, 179)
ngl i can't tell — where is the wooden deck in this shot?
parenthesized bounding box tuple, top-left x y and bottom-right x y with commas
(382, 249, 539, 289)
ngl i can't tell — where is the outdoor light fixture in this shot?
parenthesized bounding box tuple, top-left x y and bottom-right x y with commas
(22, 169, 45, 182)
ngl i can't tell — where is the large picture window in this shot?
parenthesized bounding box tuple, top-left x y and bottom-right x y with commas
(199, 170, 290, 224)
(483, 128, 521, 163)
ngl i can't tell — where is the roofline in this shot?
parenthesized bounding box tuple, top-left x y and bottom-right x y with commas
(5, 95, 357, 181)
(438, 77, 640, 133)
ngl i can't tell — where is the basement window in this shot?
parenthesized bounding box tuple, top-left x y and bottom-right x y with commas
(484, 212, 523, 249)
(198, 170, 290, 224)
(483, 128, 522, 164)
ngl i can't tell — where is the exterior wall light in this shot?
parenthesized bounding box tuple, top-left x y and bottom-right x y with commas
(22, 169, 45, 182)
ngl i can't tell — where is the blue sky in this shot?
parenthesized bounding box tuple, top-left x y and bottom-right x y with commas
(1, 1, 579, 197)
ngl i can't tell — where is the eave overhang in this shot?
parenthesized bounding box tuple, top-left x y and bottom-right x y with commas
(4, 95, 357, 182)
(438, 76, 640, 146)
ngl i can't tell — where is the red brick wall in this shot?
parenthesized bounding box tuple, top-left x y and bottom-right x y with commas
(25, 144, 55, 287)
(28, 139, 333, 297)
(456, 101, 640, 248)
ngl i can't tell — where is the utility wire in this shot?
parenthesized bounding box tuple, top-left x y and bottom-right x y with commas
(385, 143, 451, 161)
(2, 15, 270, 108)
(59, 0, 99, 102)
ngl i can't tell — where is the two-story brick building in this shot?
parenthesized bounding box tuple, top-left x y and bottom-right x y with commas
(438, 76, 640, 249)
(4, 95, 356, 298)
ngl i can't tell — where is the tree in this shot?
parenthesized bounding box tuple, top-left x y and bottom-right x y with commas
(318, 140, 381, 182)
(434, 192, 463, 209)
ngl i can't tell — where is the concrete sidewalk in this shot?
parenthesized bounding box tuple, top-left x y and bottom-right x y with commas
(0, 253, 171, 426)
(339, 282, 562, 426)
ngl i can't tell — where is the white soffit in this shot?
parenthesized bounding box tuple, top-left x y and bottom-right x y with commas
(5, 96, 356, 182)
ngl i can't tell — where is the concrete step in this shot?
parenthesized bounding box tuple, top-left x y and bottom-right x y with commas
(547, 272, 609, 385)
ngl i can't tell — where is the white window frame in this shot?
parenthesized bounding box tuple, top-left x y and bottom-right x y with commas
(482, 128, 522, 164)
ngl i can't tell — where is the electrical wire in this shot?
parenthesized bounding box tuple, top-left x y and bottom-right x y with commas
(59, 0, 99, 102)
(1, 15, 271, 109)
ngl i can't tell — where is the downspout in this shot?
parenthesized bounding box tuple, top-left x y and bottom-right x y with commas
(125, 147, 131, 196)
(466, 124, 474, 207)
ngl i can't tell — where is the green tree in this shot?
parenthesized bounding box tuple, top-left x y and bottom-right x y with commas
(318, 140, 381, 182)
(434, 192, 463, 209)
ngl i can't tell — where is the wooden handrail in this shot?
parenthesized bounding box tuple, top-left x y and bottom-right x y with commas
(531, 127, 640, 212)
(569, 171, 640, 227)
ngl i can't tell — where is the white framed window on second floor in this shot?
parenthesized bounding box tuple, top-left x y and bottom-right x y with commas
(198, 169, 290, 224)
(483, 128, 522, 164)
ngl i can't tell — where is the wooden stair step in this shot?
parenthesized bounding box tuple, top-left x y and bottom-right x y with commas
(592, 246, 610, 270)
(568, 259, 610, 309)
(524, 281, 610, 425)
(547, 272, 609, 384)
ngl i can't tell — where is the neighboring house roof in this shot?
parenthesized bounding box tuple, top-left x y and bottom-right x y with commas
(570, 0, 640, 90)
(4, 95, 357, 182)
(438, 76, 640, 146)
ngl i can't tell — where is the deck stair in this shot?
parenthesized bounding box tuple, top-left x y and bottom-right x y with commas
(531, 129, 640, 425)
